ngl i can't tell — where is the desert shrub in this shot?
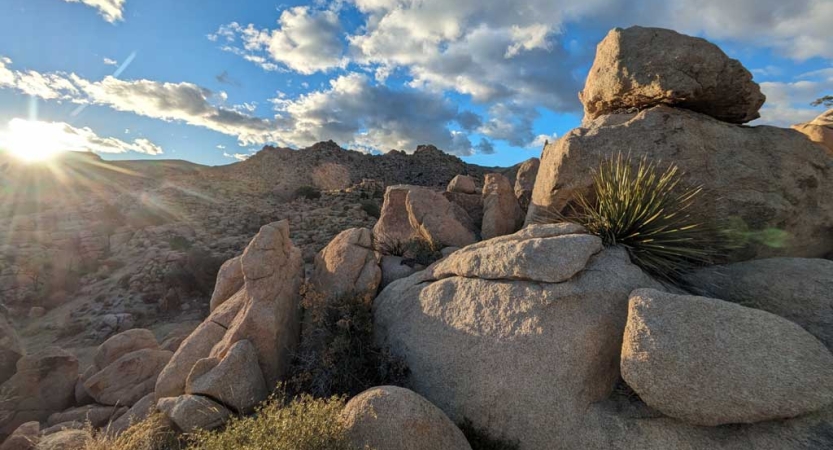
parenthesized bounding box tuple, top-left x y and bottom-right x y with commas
(188, 391, 358, 450)
(294, 185, 322, 201)
(359, 200, 381, 218)
(167, 235, 193, 251)
(164, 248, 224, 295)
(374, 231, 443, 266)
(458, 418, 520, 450)
(85, 413, 182, 450)
(288, 287, 409, 399)
(559, 153, 729, 284)
(373, 234, 409, 257)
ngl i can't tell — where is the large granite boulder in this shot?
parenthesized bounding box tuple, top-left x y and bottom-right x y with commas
(579, 26, 764, 124)
(447, 175, 477, 194)
(373, 185, 419, 243)
(793, 109, 833, 155)
(92, 328, 159, 371)
(684, 258, 833, 350)
(185, 340, 267, 414)
(526, 106, 833, 261)
(0, 348, 78, 441)
(84, 348, 172, 406)
(209, 256, 244, 312)
(374, 224, 661, 450)
(406, 188, 477, 248)
(622, 289, 833, 426)
(342, 386, 472, 450)
(481, 173, 524, 240)
(0, 316, 22, 385)
(156, 395, 230, 433)
(308, 228, 381, 303)
(514, 157, 540, 211)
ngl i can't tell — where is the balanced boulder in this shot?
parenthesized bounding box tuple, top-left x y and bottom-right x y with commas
(621, 289, 833, 426)
(579, 26, 764, 123)
(342, 386, 472, 450)
(481, 173, 523, 240)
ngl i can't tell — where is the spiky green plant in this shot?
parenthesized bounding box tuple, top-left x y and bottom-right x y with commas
(565, 153, 726, 284)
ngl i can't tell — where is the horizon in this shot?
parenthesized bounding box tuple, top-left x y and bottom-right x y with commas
(0, 0, 831, 167)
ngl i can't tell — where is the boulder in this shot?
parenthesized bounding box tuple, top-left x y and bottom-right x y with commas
(107, 393, 155, 436)
(308, 228, 381, 303)
(481, 173, 523, 240)
(792, 109, 833, 155)
(209, 256, 244, 313)
(74, 367, 95, 406)
(407, 187, 477, 248)
(447, 175, 477, 194)
(621, 289, 833, 426)
(93, 328, 159, 370)
(39, 422, 84, 436)
(443, 192, 483, 230)
(34, 429, 90, 450)
(84, 348, 172, 406)
(684, 258, 833, 350)
(0, 348, 78, 440)
(156, 395, 230, 433)
(514, 157, 540, 211)
(373, 185, 419, 243)
(0, 316, 22, 385)
(342, 386, 472, 450)
(0, 422, 39, 450)
(185, 340, 267, 414)
(579, 26, 764, 124)
(526, 106, 833, 261)
(47, 404, 126, 428)
(374, 225, 661, 450)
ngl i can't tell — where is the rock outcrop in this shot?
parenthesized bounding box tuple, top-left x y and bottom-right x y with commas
(622, 289, 833, 426)
(342, 386, 472, 450)
(0, 316, 22, 386)
(481, 173, 524, 240)
(373, 185, 419, 243)
(308, 228, 381, 303)
(526, 106, 833, 261)
(374, 224, 661, 449)
(579, 26, 765, 124)
(0, 348, 78, 440)
(406, 188, 477, 248)
(684, 258, 833, 350)
(792, 109, 833, 155)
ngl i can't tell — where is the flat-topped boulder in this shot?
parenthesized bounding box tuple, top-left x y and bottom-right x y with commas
(579, 26, 765, 123)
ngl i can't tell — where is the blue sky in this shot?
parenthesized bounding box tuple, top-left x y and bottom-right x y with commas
(0, 0, 831, 167)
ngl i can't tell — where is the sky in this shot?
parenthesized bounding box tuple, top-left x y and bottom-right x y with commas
(0, 0, 831, 167)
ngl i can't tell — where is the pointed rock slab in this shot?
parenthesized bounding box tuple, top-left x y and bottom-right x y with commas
(406, 188, 476, 248)
(0, 348, 78, 441)
(309, 228, 381, 303)
(622, 289, 833, 426)
(157, 395, 230, 433)
(342, 386, 472, 450)
(0, 315, 23, 386)
(792, 109, 833, 155)
(373, 185, 420, 243)
(481, 173, 524, 240)
(579, 26, 764, 124)
(84, 348, 172, 406)
(514, 157, 539, 212)
(93, 328, 159, 371)
(209, 256, 244, 312)
(186, 340, 267, 414)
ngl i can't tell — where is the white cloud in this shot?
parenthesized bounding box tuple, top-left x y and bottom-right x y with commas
(756, 68, 833, 126)
(216, 144, 226, 149)
(209, 6, 346, 75)
(103, 57, 118, 66)
(64, 0, 126, 23)
(0, 118, 163, 155)
(528, 133, 558, 149)
(223, 151, 253, 161)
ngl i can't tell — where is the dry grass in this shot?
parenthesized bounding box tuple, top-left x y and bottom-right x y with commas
(84, 413, 183, 450)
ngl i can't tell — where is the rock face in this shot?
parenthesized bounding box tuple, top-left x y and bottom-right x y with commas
(342, 386, 472, 450)
(373, 185, 419, 243)
(309, 228, 381, 302)
(443, 191, 483, 230)
(481, 173, 524, 240)
(526, 106, 833, 261)
(447, 175, 477, 194)
(622, 289, 833, 426)
(0, 348, 78, 440)
(684, 258, 833, 350)
(579, 26, 765, 124)
(793, 109, 833, 155)
(514, 158, 540, 211)
(374, 224, 661, 450)
(155, 220, 303, 428)
(209, 256, 244, 312)
(84, 348, 172, 406)
(157, 395, 230, 433)
(406, 188, 477, 248)
(0, 422, 39, 450)
(0, 316, 22, 385)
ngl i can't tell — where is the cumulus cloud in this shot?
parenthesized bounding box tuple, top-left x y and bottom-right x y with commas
(529, 133, 558, 149)
(103, 57, 118, 66)
(223, 151, 253, 161)
(64, 0, 126, 23)
(756, 67, 833, 126)
(0, 118, 163, 155)
(209, 6, 347, 75)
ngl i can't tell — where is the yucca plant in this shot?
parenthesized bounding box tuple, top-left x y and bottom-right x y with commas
(563, 153, 726, 284)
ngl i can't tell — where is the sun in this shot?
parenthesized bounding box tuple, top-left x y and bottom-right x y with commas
(0, 118, 69, 163)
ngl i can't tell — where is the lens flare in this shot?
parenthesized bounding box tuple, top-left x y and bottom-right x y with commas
(0, 118, 70, 162)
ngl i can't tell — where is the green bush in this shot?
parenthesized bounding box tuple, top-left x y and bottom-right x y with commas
(294, 185, 322, 200)
(359, 200, 381, 218)
(561, 153, 729, 284)
(458, 418, 520, 450)
(288, 288, 409, 399)
(188, 392, 358, 450)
